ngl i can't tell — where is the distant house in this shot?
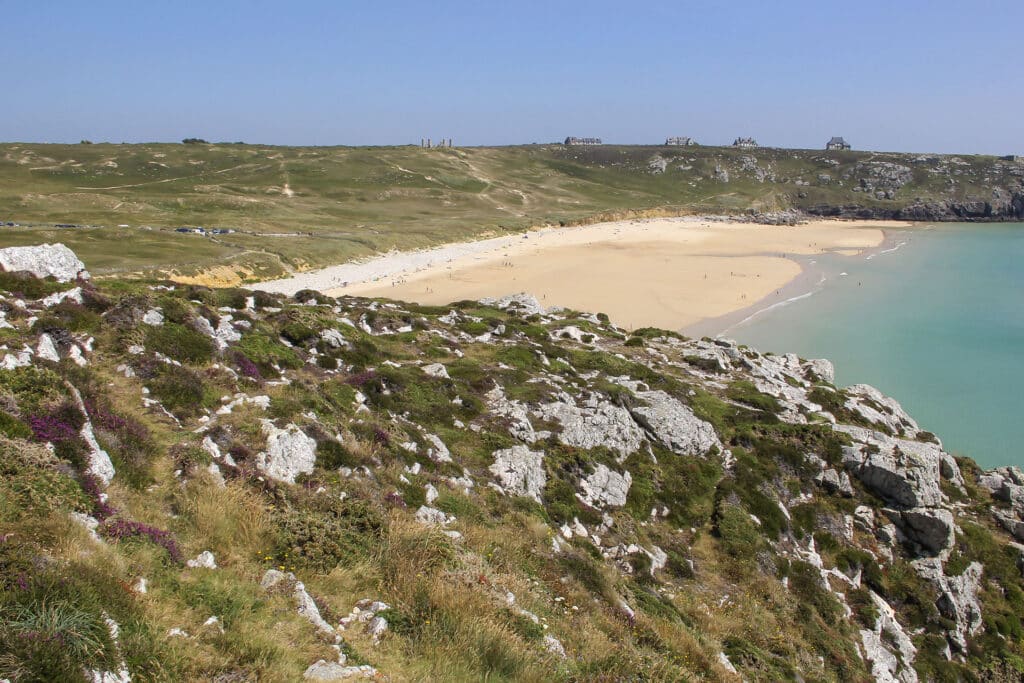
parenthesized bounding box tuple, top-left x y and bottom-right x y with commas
(665, 136, 696, 146)
(732, 137, 758, 148)
(826, 136, 851, 151)
(564, 137, 602, 146)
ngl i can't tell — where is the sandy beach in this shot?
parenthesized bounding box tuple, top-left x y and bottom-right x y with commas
(253, 217, 899, 331)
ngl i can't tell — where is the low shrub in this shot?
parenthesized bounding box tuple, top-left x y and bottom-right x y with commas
(145, 322, 215, 364)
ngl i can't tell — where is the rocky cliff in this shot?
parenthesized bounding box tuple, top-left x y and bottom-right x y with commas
(1, 245, 1023, 681)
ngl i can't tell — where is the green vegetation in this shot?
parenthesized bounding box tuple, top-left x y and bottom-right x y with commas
(0, 270, 1021, 681)
(1, 142, 1018, 283)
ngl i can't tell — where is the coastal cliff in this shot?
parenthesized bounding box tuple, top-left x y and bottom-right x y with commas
(2, 245, 1023, 681)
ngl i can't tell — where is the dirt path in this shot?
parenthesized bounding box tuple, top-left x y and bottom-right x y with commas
(73, 163, 260, 191)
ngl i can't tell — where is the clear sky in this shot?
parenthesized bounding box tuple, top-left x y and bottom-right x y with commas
(3, 0, 1021, 154)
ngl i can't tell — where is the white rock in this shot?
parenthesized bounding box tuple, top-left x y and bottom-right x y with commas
(303, 660, 378, 680)
(489, 445, 546, 502)
(423, 433, 451, 463)
(415, 505, 454, 526)
(543, 634, 567, 658)
(256, 420, 317, 484)
(0, 243, 89, 282)
(36, 333, 61, 362)
(321, 328, 348, 348)
(577, 464, 632, 508)
(421, 362, 449, 379)
(186, 551, 218, 569)
(424, 483, 439, 504)
(535, 393, 644, 460)
(40, 286, 83, 308)
(630, 389, 721, 456)
(142, 309, 164, 326)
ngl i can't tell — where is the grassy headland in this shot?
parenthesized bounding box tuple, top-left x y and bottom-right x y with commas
(1, 142, 1020, 284)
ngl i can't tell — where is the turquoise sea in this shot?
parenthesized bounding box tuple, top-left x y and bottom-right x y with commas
(722, 222, 1024, 470)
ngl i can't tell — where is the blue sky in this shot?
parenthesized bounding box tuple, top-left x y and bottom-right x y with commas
(2, 0, 1020, 154)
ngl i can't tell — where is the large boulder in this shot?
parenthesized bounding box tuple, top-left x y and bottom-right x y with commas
(0, 243, 89, 282)
(489, 445, 546, 502)
(256, 421, 317, 484)
(837, 426, 944, 508)
(898, 507, 955, 554)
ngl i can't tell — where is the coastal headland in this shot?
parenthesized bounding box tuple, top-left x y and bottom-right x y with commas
(253, 217, 899, 331)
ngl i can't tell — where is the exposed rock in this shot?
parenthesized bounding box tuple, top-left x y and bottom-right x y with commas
(802, 358, 835, 383)
(365, 615, 388, 642)
(489, 445, 546, 502)
(421, 362, 449, 379)
(142, 309, 164, 326)
(320, 328, 348, 348)
(36, 333, 60, 362)
(914, 559, 984, 652)
(423, 433, 451, 463)
(186, 551, 218, 569)
(577, 464, 632, 509)
(844, 384, 919, 436)
(0, 243, 89, 282)
(898, 507, 955, 554)
(543, 634, 567, 658)
(256, 420, 317, 484)
(261, 570, 335, 637)
(838, 427, 943, 508)
(628, 389, 721, 456)
(485, 385, 537, 443)
(815, 467, 854, 497)
(415, 505, 455, 526)
(303, 660, 378, 680)
(535, 392, 644, 460)
(479, 292, 545, 316)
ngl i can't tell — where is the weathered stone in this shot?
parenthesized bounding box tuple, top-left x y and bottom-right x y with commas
(843, 384, 920, 436)
(629, 389, 720, 456)
(489, 445, 546, 502)
(577, 464, 631, 508)
(898, 507, 955, 553)
(421, 362, 449, 379)
(256, 421, 317, 484)
(186, 551, 218, 569)
(0, 243, 89, 282)
(837, 426, 943, 509)
(535, 392, 644, 460)
(479, 292, 545, 316)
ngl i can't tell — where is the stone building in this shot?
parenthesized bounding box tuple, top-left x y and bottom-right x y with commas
(665, 136, 696, 146)
(826, 136, 851, 151)
(732, 137, 758, 148)
(564, 137, 602, 146)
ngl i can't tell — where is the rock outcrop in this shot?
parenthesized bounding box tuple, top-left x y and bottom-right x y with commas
(256, 421, 317, 484)
(0, 243, 90, 282)
(489, 445, 546, 502)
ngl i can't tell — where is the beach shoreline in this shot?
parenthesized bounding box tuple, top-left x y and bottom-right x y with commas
(251, 216, 903, 331)
(683, 225, 921, 339)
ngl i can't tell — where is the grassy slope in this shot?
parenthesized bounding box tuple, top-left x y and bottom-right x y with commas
(1, 142, 1019, 282)
(2, 277, 1023, 681)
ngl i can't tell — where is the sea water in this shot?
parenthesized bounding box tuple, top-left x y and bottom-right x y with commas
(724, 222, 1024, 470)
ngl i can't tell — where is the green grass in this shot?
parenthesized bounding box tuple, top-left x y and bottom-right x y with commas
(0, 142, 1015, 282)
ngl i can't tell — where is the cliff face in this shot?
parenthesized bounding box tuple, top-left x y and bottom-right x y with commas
(804, 189, 1024, 222)
(1, 245, 1023, 681)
